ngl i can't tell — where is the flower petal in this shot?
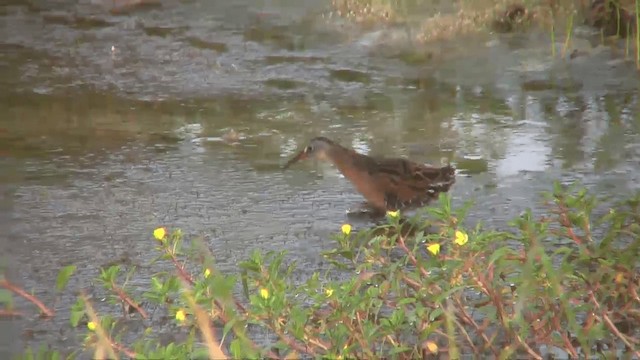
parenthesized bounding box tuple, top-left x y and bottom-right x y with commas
(175, 309, 186, 322)
(260, 288, 270, 299)
(386, 210, 400, 218)
(426, 243, 440, 255)
(454, 230, 468, 246)
(425, 341, 439, 354)
(153, 227, 166, 241)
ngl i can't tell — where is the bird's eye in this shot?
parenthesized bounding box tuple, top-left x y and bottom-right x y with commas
(305, 145, 313, 153)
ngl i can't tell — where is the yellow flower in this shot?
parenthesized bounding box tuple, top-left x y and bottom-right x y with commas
(175, 309, 186, 322)
(386, 210, 400, 218)
(204, 268, 211, 278)
(341, 224, 352, 235)
(325, 288, 334, 297)
(426, 243, 440, 255)
(454, 230, 468, 246)
(87, 321, 97, 331)
(153, 227, 166, 241)
(425, 341, 439, 354)
(259, 288, 270, 299)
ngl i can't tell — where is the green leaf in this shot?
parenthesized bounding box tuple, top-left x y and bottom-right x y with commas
(165, 343, 175, 357)
(56, 265, 76, 292)
(553, 181, 563, 196)
(70, 298, 85, 327)
(240, 270, 250, 299)
(250, 250, 263, 267)
(396, 297, 416, 307)
(390, 308, 406, 327)
(238, 260, 260, 273)
(389, 345, 411, 356)
(70, 311, 84, 328)
(366, 286, 379, 298)
(208, 274, 236, 299)
(337, 250, 355, 261)
(22, 347, 34, 360)
(0, 289, 13, 306)
(221, 317, 237, 345)
(191, 347, 213, 360)
(267, 251, 285, 277)
(487, 246, 516, 265)
(230, 339, 243, 359)
(151, 277, 163, 292)
(432, 285, 466, 304)
(288, 306, 307, 339)
(99, 265, 120, 285)
(429, 308, 444, 322)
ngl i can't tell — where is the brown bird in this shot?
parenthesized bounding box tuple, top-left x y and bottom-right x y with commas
(283, 137, 456, 213)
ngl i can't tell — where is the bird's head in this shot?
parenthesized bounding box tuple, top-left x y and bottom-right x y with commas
(282, 137, 336, 169)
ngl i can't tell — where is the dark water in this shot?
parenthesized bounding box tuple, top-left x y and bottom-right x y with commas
(1, 0, 639, 357)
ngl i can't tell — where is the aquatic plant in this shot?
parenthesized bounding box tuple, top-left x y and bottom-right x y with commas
(4, 182, 640, 359)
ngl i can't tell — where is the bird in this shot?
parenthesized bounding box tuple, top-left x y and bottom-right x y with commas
(283, 137, 456, 213)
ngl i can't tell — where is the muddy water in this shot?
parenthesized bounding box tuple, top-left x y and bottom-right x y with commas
(1, 0, 640, 357)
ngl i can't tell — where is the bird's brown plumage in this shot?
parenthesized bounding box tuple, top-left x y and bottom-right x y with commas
(284, 137, 456, 212)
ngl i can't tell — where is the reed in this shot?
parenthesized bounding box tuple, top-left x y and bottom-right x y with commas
(636, 0, 640, 68)
(551, 23, 557, 58)
(562, 12, 575, 58)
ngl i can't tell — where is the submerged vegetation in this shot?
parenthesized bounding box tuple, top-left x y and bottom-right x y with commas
(4, 182, 640, 359)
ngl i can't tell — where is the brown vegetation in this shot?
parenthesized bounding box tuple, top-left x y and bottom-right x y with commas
(329, 1, 638, 42)
(586, 0, 637, 38)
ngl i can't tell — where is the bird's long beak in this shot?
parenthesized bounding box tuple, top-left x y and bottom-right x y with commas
(283, 149, 308, 170)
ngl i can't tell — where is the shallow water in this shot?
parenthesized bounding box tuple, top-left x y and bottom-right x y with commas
(1, 0, 640, 357)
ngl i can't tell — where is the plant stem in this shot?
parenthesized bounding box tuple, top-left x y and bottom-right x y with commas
(111, 281, 148, 318)
(183, 289, 227, 360)
(562, 13, 574, 58)
(0, 279, 54, 317)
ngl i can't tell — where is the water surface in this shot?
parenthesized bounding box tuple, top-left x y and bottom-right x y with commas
(1, 0, 639, 356)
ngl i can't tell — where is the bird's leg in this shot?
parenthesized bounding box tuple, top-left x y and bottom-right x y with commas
(346, 201, 375, 214)
(346, 202, 386, 221)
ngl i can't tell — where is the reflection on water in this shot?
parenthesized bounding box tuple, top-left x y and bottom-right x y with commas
(1, 0, 640, 356)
